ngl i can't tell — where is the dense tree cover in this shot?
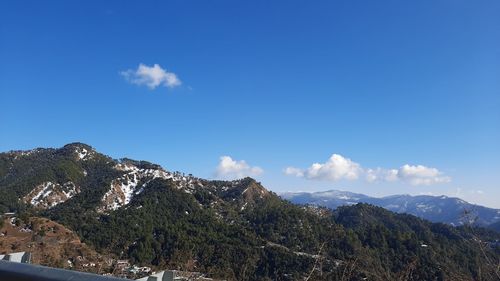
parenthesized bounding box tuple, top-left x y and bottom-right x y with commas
(333, 204, 500, 280)
(0, 143, 118, 212)
(488, 221, 500, 232)
(0, 143, 499, 280)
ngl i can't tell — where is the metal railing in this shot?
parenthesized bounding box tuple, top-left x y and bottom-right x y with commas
(0, 260, 132, 281)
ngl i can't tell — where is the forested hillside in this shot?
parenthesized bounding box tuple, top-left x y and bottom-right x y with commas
(0, 143, 499, 280)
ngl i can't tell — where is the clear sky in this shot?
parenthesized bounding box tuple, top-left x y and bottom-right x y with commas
(1, 1, 499, 207)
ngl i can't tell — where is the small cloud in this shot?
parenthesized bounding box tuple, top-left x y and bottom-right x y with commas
(397, 164, 451, 186)
(121, 63, 181, 89)
(469, 189, 484, 195)
(366, 168, 398, 183)
(285, 154, 362, 181)
(284, 167, 304, 177)
(285, 154, 451, 186)
(215, 156, 263, 180)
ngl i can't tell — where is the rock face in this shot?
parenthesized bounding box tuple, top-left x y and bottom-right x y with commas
(23, 182, 80, 209)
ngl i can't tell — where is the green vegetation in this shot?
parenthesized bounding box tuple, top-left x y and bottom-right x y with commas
(0, 143, 499, 280)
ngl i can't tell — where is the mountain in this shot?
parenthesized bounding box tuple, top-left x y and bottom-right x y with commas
(281, 190, 500, 227)
(1, 143, 499, 280)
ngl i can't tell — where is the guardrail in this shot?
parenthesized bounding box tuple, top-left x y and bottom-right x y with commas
(0, 260, 132, 281)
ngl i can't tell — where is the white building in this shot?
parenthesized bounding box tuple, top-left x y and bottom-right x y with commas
(137, 270, 175, 281)
(0, 252, 32, 264)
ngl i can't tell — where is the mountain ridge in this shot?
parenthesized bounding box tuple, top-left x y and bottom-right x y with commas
(281, 189, 500, 229)
(1, 143, 499, 280)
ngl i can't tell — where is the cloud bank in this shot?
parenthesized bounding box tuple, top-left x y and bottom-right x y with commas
(121, 63, 181, 89)
(285, 154, 450, 186)
(216, 156, 263, 179)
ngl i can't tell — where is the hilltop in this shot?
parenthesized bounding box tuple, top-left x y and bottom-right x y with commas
(0, 143, 499, 280)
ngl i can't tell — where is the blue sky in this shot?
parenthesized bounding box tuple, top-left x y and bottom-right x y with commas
(1, 0, 499, 207)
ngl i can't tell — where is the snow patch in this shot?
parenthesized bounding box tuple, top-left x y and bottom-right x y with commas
(74, 146, 93, 161)
(99, 164, 202, 212)
(25, 181, 80, 209)
(241, 202, 248, 211)
(77, 148, 88, 160)
(416, 203, 434, 213)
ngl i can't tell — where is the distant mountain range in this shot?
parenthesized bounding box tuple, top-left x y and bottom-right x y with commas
(1, 143, 499, 280)
(281, 190, 500, 228)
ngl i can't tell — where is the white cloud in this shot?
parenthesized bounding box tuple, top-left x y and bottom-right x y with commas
(284, 167, 304, 177)
(397, 164, 451, 186)
(285, 154, 451, 186)
(121, 63, 181, 89)
(285, 154, 362, 181)
(215, 156, 263, 179)
(366, 168, 399, 183)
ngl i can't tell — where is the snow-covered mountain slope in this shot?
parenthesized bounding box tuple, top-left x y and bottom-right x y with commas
(98, 162, 201, 212)
(281, 190, 500, 227)
(281, 190, 371, 206)
(96, 158, 270, 213)
(0, 142, 272, 216)
(23, 181, 80, 209)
